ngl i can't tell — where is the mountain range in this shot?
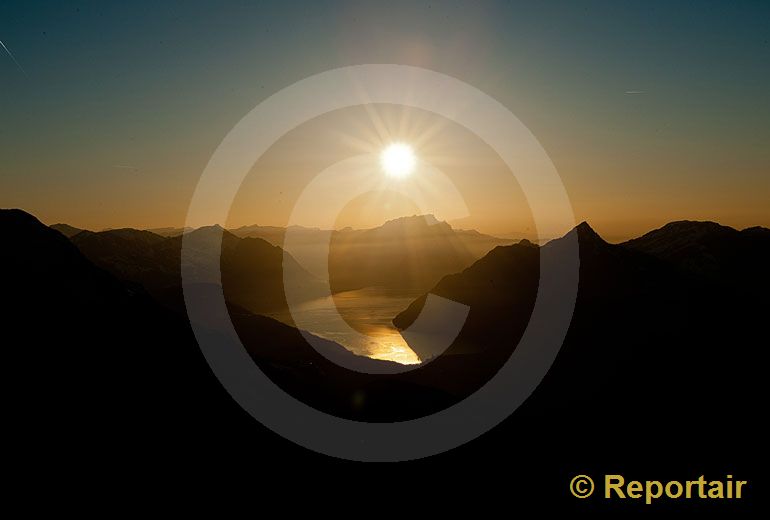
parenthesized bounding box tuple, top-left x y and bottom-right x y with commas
(54, 216, 513, 296)
(61, 224, 325, 316)
(393, 219, 768, 407)
(2, 209, 454, 425)
(35, 209, 770, 417)
(231, 214, 514, 287)
(4, 207, 767, 500)
(327, 214, 514, 293)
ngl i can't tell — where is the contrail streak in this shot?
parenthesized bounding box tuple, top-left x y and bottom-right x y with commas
(0, 39, 28, 77)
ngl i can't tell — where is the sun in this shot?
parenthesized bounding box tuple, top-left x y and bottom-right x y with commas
(380, 143, 416, 178)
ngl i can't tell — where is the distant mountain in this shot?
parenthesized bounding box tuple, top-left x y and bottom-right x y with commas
(451, 227, 519, 257)
(68, 224, 325, 315)
(622, 220, 770, 290)
(51, 222, 192, 238)
(328, 214, 513, 293)
(71, 227, 179, 294)
(50, 223, 85, 238)
(145, 226, 192, 237)
(229, 217, 513, 285)
(222, 234, 328, 314)
(230, 224, 335, 280)
(230, 223, 325, 243)
(65, 214, 513, 314)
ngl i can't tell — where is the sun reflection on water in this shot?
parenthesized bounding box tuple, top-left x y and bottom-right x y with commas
(358, 325, 421, 365)
(267, 287, 423, 365)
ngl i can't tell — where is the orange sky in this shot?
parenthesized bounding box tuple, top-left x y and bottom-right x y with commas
(3, 3, 769, 242)
(5, 102, 768, 242)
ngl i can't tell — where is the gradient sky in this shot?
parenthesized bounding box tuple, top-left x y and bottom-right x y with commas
(1, 0, 768, 240)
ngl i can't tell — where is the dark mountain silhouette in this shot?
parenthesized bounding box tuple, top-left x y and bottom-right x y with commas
(145, 226, 191, 237)
(71, 227, 172, 283)
(53, 217, 519, 301)
(1, 209, 455, 429)
(2, 209, 207, 464)
(392, 220, 765, 458)
(50, 222, 85, 237)
(393, 237, 539, 359)
(328, 214, 512, 293)
(66, 224, 324, 315)
(230, 223, 324, 244)
(230, 224, 333, 280)
(622, 220, 770, 290)
(221, 234, 328, 314)
(5, 208, 766, 509)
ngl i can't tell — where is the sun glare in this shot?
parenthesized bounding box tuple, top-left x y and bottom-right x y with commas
(381, 143, 416, 178)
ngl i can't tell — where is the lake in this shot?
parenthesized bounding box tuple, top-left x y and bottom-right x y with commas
(267, 286, 423, 365)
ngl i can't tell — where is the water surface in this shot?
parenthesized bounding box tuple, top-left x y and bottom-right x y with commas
(268, 286, 422, 364)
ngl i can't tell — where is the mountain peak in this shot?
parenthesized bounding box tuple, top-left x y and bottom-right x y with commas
(622, 220, 739, 252)
(421, 214, 440, 225)
(181, 224, 240, 252)
(629, 220, 741, 245)
(186, 224, 232, 238)
(2, 209, 95, 273)
(575, 220, 595, 234)
(3, 209, 74, 245)
(741, 226, 770, 238)
(543, 221, 608, 255)
(658, 220, 736, 236)
(573, 221, 606, 244)
(1, 208, 41, 226)
(198, 224, 224, 231)
(380, 214, 443, 228)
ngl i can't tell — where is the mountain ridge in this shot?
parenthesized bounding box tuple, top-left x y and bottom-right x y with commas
(3, 208, 452, 424)
(3, 207, 767, 481)
(64, 221, 323, 315)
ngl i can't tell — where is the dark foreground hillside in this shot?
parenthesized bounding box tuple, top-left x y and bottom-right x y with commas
(2, 209, 767, 512)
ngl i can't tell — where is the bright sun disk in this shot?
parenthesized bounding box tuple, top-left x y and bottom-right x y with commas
(381, 143, 416, 178)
